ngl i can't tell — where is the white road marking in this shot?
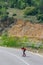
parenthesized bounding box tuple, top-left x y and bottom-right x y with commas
(0, 50, 30, 65)
(0, 47, 43, 57)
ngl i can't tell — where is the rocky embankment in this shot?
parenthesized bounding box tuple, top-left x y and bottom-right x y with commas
(8, 19, 43, 40)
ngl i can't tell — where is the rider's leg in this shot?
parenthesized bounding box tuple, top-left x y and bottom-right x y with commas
(23, 50, 26, 56)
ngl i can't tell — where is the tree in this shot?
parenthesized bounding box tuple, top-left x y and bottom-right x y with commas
(0, 5, 2, 9)
(39, 0, 43, 14)
(17, 0, 26, 9)
(31, 0, 40, 7)
(8, 0, 18, 8)
(25, 0, 32, 6)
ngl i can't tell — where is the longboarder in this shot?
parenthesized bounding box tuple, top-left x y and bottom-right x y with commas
(21, 47, 26, 57)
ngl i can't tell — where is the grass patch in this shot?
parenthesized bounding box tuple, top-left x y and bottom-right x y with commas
(7, 8, 24, 18)
(0, 35, 43, 49)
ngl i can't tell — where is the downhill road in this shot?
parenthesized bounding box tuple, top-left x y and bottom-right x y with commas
(0, 47, 43, 65)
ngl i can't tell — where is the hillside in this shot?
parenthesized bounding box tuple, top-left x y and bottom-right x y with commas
(8, 19, 43, 40)
(0, 0, 43, 40)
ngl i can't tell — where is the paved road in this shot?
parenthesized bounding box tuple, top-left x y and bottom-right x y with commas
(0, 47, 43, 65)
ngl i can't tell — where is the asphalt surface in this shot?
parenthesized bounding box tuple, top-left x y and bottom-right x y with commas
(0, 47, 43, 65)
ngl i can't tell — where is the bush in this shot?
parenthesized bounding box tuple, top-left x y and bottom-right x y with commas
(8, 17, 14, 21)
(37, 14, 43, 21)
(1, 36, 22, 47)
(13, 13, 17, 16)
(10, 4, 14, 8)
(8, 17, 14, 24)
(24, 7, 38, 16)
(1, 15, 8, 22)
(6, 12, 9, 15)
(31, 44, 35, 48)
(39, 45, 43, 49)
(0, 6, 2, 9)
(17, 0, 26, 9)
(0, 11, 2, 15)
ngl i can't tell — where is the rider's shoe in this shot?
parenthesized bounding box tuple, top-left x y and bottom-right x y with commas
(22, 54, 26, 57)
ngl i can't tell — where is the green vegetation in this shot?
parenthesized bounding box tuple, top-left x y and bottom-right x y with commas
(0, 0, 43, 50)
(0, 34, 43, 49)
(24, 7, 38, 16)
(37, 14, 43, 23)
(0, 0, 43, 22)
(13, 13, 17, 16)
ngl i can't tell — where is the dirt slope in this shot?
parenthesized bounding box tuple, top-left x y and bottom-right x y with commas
(8, 19, 43, 39)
